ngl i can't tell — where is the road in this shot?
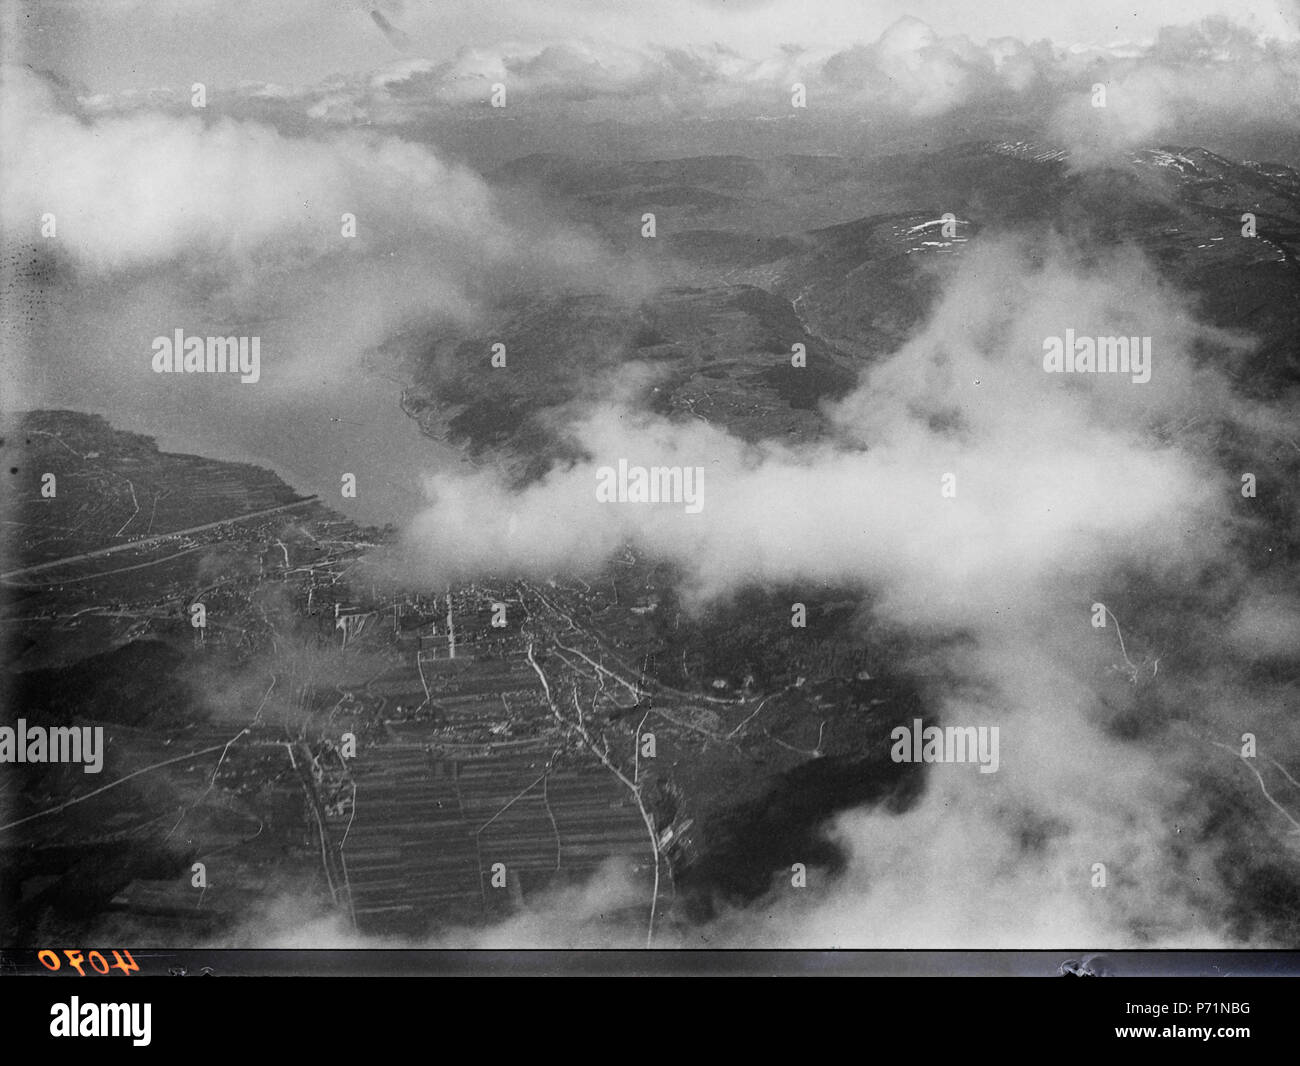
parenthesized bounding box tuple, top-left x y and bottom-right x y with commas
(1, 496, 320, 579)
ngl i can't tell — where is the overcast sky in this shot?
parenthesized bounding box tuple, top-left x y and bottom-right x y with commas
(10, 0, 1300, 92)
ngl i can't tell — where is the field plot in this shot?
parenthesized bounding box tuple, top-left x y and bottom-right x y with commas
(342, 734, 651, 936)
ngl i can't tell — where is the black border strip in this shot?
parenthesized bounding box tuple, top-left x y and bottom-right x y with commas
(5, 949, 1300, 977)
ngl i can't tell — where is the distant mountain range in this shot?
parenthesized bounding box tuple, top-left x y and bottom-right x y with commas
(402, 140, 1300, 482)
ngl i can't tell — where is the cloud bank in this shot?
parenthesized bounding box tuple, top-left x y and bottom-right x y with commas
(1, 62, 624, 516)
(65, 15, 1300, 170)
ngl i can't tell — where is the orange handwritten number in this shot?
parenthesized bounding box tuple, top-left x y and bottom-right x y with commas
(37, 947, 138, 974)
